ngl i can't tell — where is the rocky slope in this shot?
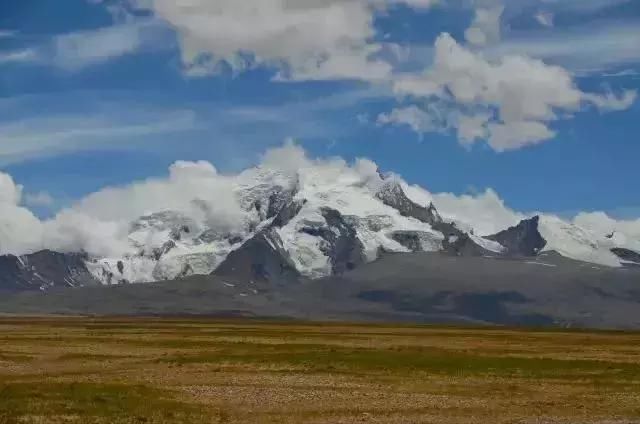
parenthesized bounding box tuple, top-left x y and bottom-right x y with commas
(2, 251, 639, 329)
(0, 250, 99, 292)
(1, 162, 638, 292)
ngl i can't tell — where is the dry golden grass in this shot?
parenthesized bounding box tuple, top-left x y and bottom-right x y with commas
(1, 317, 640, 423)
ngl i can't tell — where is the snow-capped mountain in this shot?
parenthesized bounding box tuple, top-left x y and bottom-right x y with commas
(1, 158, 638, 292)
(78, 162, 640, 285)
(80, 161, 515, 286)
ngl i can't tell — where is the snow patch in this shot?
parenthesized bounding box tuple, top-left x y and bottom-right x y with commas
(469, 234, 505, 254)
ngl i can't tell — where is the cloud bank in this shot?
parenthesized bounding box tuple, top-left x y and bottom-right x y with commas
(117, 0, 636, 151)
(0, 143, 637, 260)
(381, 33, 636, 151)
(2, 0, 637, 154)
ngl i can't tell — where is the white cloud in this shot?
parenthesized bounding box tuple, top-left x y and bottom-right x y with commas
(0, 49, 38, 65)
(0, 173, 46, 255)
(52, 22, 151, 69)
(0, 110, 198, 165)
(261, 139, 311, 172)
(24, 191, 55, 208)
(125, 0, 436, 81)
(0, 21, 170, 71)
(377, 105, 444, 134)
(574, 212, 640, 244)
(583, 90, 638, 112)
(0, 143, 637, 260)
(455, 113, 490, 146)
(602, 69, 640, 78)
(430, 188, 524, 236)
(534, 11, 554, 28)
(487, 121, 555, 152)
(382, 33, 637, 151)
(485, 23, 640, 74)
(0, 172, 24, 205)
(465, 5, 504, 46)
(0, 30, 15, 39)
(71, 159, 244, 232)
(539, 0, 633, 14)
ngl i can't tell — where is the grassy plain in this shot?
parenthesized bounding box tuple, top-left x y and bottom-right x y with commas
(1, 317, 639, 423)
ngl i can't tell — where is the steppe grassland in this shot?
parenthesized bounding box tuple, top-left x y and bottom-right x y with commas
(1, 318, 640, 423)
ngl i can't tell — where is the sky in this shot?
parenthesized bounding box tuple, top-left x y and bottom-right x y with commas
(0, 0, 639, 222)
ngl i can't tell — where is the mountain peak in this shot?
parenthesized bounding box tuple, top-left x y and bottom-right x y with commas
(487, 216, 547, 257)
(376, 180, 442, 227)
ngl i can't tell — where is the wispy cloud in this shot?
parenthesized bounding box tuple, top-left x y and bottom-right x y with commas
(486, 22, 640, 74)
(23, 191, 55, 208)
(0, 20, 173, 71)
(0, 30, 16, 39)
(50, 20, 171, 70)
(0, 110, 199, 165)
(0, 82, 389, 170)
(0, 49, 37, 65)
(538, 0, 633, 14)
(602, 69, 640, 78)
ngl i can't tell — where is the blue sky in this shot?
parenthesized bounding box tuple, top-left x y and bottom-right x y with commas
(1, 0, 639, 218)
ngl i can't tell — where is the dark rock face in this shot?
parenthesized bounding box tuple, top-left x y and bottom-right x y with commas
(266, 187, 298, 220)
(376, 181, 442, 227)
(197, 230, 242, 245)
(611, 248, 640, 266)
(209, 195, 310, 284)
(319, 208, 367, 275)
(152, 240, 177, 261)
(444, 233, 493, 257)
(214, 229, 300, 284)
(272, 199, 307, 228)
(390, 231, 428, 252)
(429, 221, 492, 257)
(487, 216, 547, 257)
(0, 250, 99, 292)
(376, 181, 492, 257)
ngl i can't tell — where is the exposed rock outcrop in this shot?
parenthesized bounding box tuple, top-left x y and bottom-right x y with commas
(214, 228, 300, 284)
(0, 250, 100, 292)
(611, 248, 640, 266)
(487, 216, 547, 257)
(376, 181, 442, 227)
(319, 208, 368, 274)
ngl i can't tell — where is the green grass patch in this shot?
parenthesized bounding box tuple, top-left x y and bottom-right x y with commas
(160, 342, 640, 382)
(0, 382, 207, 424)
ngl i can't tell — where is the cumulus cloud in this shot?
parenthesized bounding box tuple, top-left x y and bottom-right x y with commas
(431, 189, 524, 235)
(574, 212, 640, 243)
(377, 105, 444, 134)
(124, 0, 435, 81)
(22, 0, 629, 156)
(0, 143, 637, 259)
(0, 173, 45, 255)
(23, 191, 55, 208)
(465, 5, 504, 46)
(382, 33, 637, 151)
(260, 138, 311, 172)
(72, 159, 245, 232)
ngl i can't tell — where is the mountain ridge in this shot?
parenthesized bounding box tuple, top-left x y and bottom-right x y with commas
(0, 163, 638, 293)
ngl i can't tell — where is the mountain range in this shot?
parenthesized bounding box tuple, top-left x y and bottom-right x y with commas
(0, 161, 638, 327)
